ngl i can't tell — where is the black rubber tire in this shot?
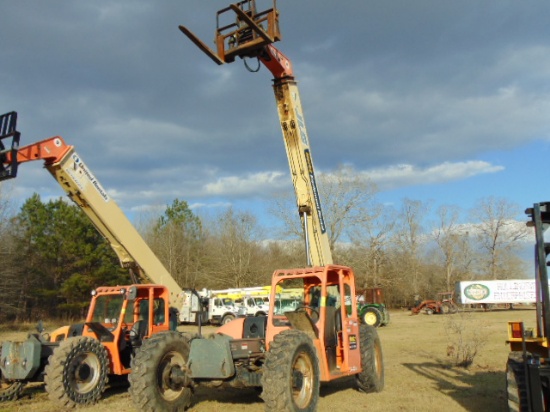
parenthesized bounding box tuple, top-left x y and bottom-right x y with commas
(506, 351, 530, 412)
(221, 314, 236, 325)
(0, 364, 25, 402)
(381, 309, 390, 326)
(261, 329, 320, 411)
(441, 302, 451, 315)
(356, 324, 384, 393)
(44, 336, 109, 408)
(449, 303, 459, 314)
(129, 331, 192, 412)
(361, 307, 382, 327)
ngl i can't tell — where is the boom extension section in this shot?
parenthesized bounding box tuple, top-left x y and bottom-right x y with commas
(0, 112, 183, 308)
(179, 0, 332, 266)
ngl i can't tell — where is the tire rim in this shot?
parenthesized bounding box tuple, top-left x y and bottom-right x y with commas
(291, 350, 314, 408)
(69, 352, 101, 394)
(364, 312, 377, 325)
(157, 350, 185, 401)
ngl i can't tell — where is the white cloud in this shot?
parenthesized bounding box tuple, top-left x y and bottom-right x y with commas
(367, 161, 504, 190)
(205, 171, 287, 196)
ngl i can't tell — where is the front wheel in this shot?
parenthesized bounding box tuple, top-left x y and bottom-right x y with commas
(261, 330, 319, 411)
(44, 336, 109, 408)
(0, 367, 25, 402)
(356, 324, 384, 393)
(129, 331, 192, 412)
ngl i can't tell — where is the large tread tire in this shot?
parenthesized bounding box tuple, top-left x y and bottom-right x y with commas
(356, 324, 384, 393)
(381, 309, 390, 326)
(441, 302, 451, 315)
(507, 351, 530, 412)
(0, 368, 25, 402)
(361, 307, 382, 328)
(44, 336, 109, 408)
(261, 329, 319, 412)
(129, 331, 192, 412)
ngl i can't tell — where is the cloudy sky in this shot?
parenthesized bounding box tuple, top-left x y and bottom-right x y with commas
(2, 1, 550, 228)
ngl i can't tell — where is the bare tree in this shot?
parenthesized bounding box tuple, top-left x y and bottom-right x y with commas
(393, 199, 429, 296)
(470, 196, 529, 279)
(206, 207, 267, 288)
(270, 164, 378, 262)
(433, 205, 467, 291)
(348, 203, 395, 289)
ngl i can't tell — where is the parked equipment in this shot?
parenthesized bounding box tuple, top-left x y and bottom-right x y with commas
(0, 112, 187, 407)
(410, 292, 458, 315)
(127, 2, 384, 411)
(506, 202, 550, 411)
(179, 289, 241, 325)
(357, 288, 390, 327)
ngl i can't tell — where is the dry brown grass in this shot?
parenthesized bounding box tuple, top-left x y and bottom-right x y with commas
(0, 308, 536, 412)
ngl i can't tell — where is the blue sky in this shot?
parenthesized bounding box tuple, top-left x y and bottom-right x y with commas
(1, 1, 550, 233)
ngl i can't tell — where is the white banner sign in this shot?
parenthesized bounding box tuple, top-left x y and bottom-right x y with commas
(456, 280, 536, 304)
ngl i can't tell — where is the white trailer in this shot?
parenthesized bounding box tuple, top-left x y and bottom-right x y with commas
(455, 279, 536, 305)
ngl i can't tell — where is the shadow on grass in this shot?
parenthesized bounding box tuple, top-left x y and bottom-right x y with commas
(403, 361, 507, 412)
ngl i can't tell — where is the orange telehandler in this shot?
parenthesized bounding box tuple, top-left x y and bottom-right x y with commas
(0, 111, 188, 407)
(124, 2, 384, 411)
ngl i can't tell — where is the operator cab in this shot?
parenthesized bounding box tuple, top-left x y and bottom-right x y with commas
(83, 285, 174, 370)
(268, 266, 359, 377)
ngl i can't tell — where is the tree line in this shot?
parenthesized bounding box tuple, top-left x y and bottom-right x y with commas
(0, 169, 532, 322)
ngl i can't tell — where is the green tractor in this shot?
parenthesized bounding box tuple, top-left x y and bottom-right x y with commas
(357, 288, 390, 328)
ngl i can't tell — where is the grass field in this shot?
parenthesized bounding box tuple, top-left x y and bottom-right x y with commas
(0, 308, 535, 412)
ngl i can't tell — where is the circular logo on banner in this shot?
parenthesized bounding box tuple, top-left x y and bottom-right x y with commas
(464, 284, 490, 301)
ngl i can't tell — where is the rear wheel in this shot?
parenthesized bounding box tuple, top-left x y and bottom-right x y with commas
(356, 324, 384, 393)
(129, 331, 192, 412)
(362, 307, 382, 327)
(44, 336, 108, 408)
(441, 302, 451, 314)
(261, 330, 319, 411)
(381, 309, 391, 326)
